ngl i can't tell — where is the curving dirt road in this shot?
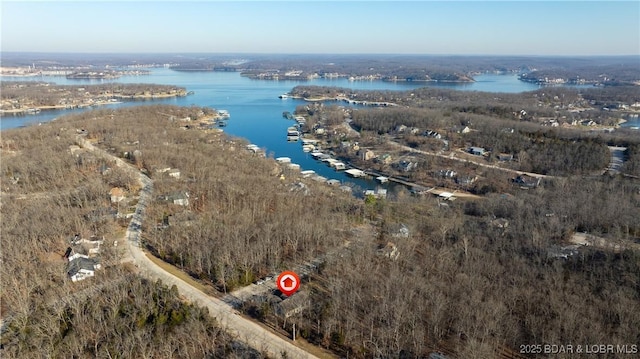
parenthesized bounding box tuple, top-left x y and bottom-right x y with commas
(77, 136, 317, 359)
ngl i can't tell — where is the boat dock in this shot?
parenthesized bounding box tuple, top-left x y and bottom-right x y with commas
(298, 143, 476, 200)
(345, 169, 366, 178)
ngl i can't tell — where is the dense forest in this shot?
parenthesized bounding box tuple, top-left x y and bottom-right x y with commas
(239, 175, 640, 358)
(71, 106, 361, 290)
(0, 106, 265, 358)
(1, 276, 258, 358)
(2, 104, 639, 358)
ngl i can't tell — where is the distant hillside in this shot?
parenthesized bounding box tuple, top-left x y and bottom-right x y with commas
(4, 52, 637, 83)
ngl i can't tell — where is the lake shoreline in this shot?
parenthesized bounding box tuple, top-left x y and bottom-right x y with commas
(1, 91, 188, 116)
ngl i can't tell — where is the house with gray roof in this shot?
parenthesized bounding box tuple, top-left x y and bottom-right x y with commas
(468, 147, 486, 156)
(274, 291, 310, 318)
(67, 253, 101, 282)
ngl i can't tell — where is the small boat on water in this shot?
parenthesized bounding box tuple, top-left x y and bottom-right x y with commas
(302, 144, 315, 152)
(279, 94, 289, 99)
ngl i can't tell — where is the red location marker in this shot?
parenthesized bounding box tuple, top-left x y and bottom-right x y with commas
(276, 270, 300, 296)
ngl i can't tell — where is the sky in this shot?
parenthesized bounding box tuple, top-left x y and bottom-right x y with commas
(1, 1, 639, 56)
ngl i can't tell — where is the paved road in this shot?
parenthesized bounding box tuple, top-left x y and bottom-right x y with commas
(606, 146, 627, 175)
(77, 136, 317, 359)
(388, 140, 554, 179)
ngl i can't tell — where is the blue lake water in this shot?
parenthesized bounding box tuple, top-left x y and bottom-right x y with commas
(0, 69, 588, 193)
(621, 115, 640, 129)
(1, 70, 547, 130)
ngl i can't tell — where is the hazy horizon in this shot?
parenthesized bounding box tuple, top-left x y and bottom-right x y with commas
(2, 51, 640, 57)
(2, 1, 639, 56)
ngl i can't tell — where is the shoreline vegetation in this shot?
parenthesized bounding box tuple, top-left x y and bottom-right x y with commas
(239, 71, 476, 83)
(0, 67, 150, 79)
(0, 101, 121, 114)
(0, 93, 186, 115)
(0, 82, 189, 115)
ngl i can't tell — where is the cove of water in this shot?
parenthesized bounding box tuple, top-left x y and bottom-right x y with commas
(1, 69, 548, 130)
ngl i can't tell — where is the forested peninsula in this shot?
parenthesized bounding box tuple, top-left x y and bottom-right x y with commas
(0, 82, 188, 115)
